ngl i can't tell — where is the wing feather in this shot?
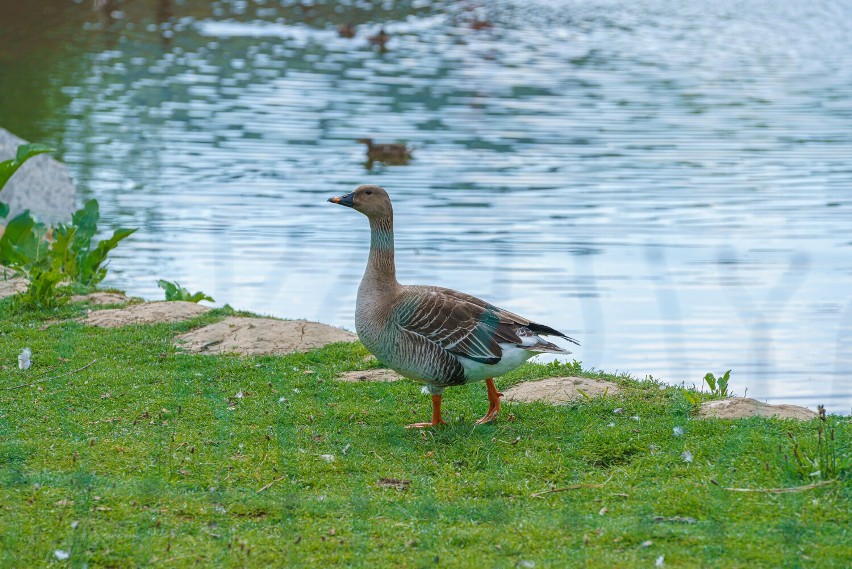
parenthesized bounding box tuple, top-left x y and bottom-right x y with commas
(394, 286, 576, 365)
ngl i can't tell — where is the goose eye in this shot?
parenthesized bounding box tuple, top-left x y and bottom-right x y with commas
(365, 189, 373, 195)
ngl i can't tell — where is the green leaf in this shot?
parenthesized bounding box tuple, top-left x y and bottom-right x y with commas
(682, 389, 701, 407)
(52, 199, 137, 285)
(0, 210, 49, 270)
(703, 373, 717, 393)
(157, 279, 180, 300)
(0, 143, 55, 191)
(158, 279, 213, 303)
(77, 227, 136, 285)
(0, 202, 8, 219)
(719, 370, 731, 397)
(20, 266, 68, 309)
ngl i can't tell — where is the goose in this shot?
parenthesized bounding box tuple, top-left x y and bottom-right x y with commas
(367, 28, 390, 49)
(338, 23, 356, 38)
(356, 138, 412, 167)
(328, 185, 579, 428)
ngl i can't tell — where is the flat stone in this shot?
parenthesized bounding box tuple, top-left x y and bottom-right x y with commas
(0, 128, 76, 225)
(503, 376, 620, 404)
(174, 316, 356, 356)
(84, 301, 210, 327)
(70, 292, 128, 305)
(337, 369, 403, 382)
(698, 397, 817, 420)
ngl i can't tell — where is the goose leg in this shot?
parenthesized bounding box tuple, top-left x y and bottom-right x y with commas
(475, 378, 503, 425)
(406, 394, 447, 428)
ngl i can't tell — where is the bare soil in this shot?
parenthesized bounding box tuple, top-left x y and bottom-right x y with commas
(70, 292, 129, 305)
(84, 301, 211, 327)
(503, 376, 621, 404)
(337, 369, 404, 382)
(174, 316, 356, 356)
(698, 397, 817, 420)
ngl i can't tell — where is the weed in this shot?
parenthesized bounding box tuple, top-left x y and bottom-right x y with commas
(682, 389, 701, 408)
(157, 279, 214, 303)
(51, 199, 136, 285)
(781, 405, 850, 481)
(703, 369, 731, 398)
(0, 143, 136, 307)
(17, 267, 68, 310)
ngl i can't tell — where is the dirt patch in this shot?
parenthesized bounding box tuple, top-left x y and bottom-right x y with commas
(84, 301, 211, 327)
(70, 292, 129, 305)
(0, 274, 26, 300)
(337, 369, 403, 382)
(698, 397, 817, 420)
(503, 376, 620, 404)
(174, 316, 356, 356)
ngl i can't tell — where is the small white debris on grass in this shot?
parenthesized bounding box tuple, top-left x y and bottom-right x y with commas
(641, 540, 653, 548)
(235, 390, 244, 399)
(656, 555, 665, 567)
(342, 443, 351, 455)
(278, 396, 287, 403)
(650, 444, 659, 455)
(18, 348, 32, 370)
(631, 416, 640, 421)
(70, 521, 79, 529)
(293, 388, 301, 393)
(673, 426, 684, 437)
(321, 454, 335, 462)
(612, 407, 623, 414)
(54, 550, 70, 560)
(681, 451, 694, 463)
(607, 422, 615, 427)
(518, 561, 535, 569)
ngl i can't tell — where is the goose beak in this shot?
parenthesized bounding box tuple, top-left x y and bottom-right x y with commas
(328, 192, 355, 208)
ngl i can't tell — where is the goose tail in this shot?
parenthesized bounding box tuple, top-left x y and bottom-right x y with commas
(526, 322, 580, 346)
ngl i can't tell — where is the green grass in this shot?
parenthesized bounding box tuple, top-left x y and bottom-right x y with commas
(0, 295, 849, 567)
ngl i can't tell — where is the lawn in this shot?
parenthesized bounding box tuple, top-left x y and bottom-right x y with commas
(0, 296, 849, 567)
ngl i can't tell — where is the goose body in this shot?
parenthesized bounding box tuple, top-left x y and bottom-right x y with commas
(329, 185, 578, 427)
(356, 138, 412, 167)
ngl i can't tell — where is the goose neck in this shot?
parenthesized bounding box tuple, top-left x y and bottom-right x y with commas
(366, 215, 396, 282)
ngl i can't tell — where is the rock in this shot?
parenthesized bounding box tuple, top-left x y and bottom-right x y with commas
(698, 397, 817, 420)
(337, 369, 403, 382)
(84, 301, 210, 327)
(503, 376, 620, 404)
(174, 316, 356, 356)
(70, 292, 128, 305)
(0, 128, 76, 225)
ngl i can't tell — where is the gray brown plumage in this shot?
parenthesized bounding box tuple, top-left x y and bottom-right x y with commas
(367, 28, 390, 49)
(356, 138, 412, 167)
(328, 185, 578, 427)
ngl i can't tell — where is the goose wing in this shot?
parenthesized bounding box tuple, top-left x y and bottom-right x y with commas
(395, 286, 577, 365)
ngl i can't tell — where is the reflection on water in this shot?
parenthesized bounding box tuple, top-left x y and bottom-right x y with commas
(1, 0, 850, 411)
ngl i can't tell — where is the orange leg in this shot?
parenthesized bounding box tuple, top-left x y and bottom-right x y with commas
(475, 378, 503, 425)
(406, 394, 448, 428)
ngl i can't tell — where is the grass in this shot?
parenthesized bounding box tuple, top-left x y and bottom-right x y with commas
(0, 294, 849, 567)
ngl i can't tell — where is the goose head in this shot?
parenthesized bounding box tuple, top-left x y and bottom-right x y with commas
(328, 184, 393, 219)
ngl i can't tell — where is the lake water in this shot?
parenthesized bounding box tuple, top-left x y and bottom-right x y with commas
(2, 0, 850, 412)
